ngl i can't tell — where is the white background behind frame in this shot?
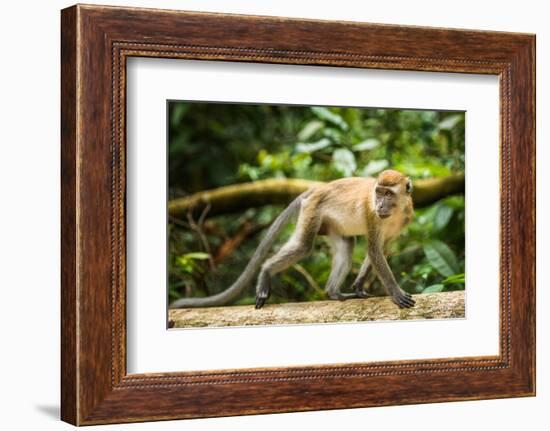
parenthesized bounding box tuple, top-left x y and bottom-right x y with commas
(126, 58, 499, 374)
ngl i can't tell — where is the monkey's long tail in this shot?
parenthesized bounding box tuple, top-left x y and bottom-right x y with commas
(170, 192, 308, 308)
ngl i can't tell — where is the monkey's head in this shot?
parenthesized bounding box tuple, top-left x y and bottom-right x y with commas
(374, 170, 413, 219)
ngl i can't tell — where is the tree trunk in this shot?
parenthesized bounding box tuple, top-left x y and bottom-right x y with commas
(168, 291, 464, 328)
(168, 173, 464, 218)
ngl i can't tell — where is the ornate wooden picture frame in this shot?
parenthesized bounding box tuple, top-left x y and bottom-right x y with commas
(61, 4, 535, 425)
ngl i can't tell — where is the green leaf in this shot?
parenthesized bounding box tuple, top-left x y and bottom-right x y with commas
(298, 120, 324, 141)
(361, 159, 389, 177)
(352, 138, 380, 152)
(423, 240, 459, 277)
(438, 114, 463, 130)
(442, 273, 465, 285)
(322, 128, 342, 144)
(296, 138, 331, 153)
(170, 103, 189, 128)
(423, 284, 445, 293)
(332, 148, 356, 177)
(175, 258, 193, 273)
(290, 153, 312, 172)
(434, 205, 454, 231)
(311, 107, 348, 130)
(183, 252, 210, 260)
(238, 164, 260, 181)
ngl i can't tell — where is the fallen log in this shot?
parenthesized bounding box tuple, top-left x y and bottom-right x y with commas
(168, 290, 465, 328)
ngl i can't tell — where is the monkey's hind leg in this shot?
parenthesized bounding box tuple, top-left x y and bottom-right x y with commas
(255, 223, 319, 309)
(350, 257, 376, 298)
(325, 235, 359, 301)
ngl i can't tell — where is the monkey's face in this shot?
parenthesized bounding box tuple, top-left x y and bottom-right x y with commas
(374, 186, 397, 219)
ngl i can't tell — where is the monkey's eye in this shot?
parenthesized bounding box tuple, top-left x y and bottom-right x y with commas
(385, 191, 392, 198)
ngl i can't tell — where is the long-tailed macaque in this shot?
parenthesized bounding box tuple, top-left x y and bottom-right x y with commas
(171, 169, 415, 310)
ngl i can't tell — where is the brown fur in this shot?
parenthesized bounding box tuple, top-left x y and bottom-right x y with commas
(175, 164, 415, 308)
(311, 173, 413, 238)
(377, 169, 407, 187)
(254, 169, 415, 308)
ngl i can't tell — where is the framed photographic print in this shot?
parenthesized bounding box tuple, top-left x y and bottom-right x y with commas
(61, 4, 535, 425)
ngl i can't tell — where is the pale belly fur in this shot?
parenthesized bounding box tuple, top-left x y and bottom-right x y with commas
(322, 206, 404, 238)
(322, 204, 368, 236)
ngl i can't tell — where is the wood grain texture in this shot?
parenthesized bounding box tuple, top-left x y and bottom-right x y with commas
(60, 6, 78, 425)
(60, 4, 535, 425)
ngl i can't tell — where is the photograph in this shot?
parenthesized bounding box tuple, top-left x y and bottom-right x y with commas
(167, 101, 466, 328)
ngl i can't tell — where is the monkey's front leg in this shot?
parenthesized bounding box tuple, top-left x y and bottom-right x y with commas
(368, 242, 415, 308)
(351, 241, 391, 297)
(326, 236, 363, 300)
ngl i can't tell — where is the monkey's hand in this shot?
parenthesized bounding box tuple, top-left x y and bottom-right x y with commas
(392, 289, 415, 308)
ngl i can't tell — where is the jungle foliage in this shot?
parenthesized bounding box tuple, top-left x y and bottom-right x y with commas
(168, 102, 465, 305)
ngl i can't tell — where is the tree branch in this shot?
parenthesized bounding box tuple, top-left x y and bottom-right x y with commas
(168, 173, 464, 218)
(168, 291, 465, 328)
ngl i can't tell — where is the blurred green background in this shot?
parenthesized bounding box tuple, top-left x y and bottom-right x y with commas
(168, 102, 465, 306)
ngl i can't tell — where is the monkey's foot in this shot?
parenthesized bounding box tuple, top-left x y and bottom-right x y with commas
(392, 291, 415, 308)
(255, 272, 271, 309)
(255, 296, 266, 309)
(255, 290, 270, 309)
(353, 287, 373, 299)
(328, 291, 373, 301)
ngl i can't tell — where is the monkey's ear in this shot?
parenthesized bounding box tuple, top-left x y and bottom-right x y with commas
(406, 178, 413, 194)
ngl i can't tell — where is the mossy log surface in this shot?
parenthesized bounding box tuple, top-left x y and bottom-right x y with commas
(168, 290, 465, 328)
